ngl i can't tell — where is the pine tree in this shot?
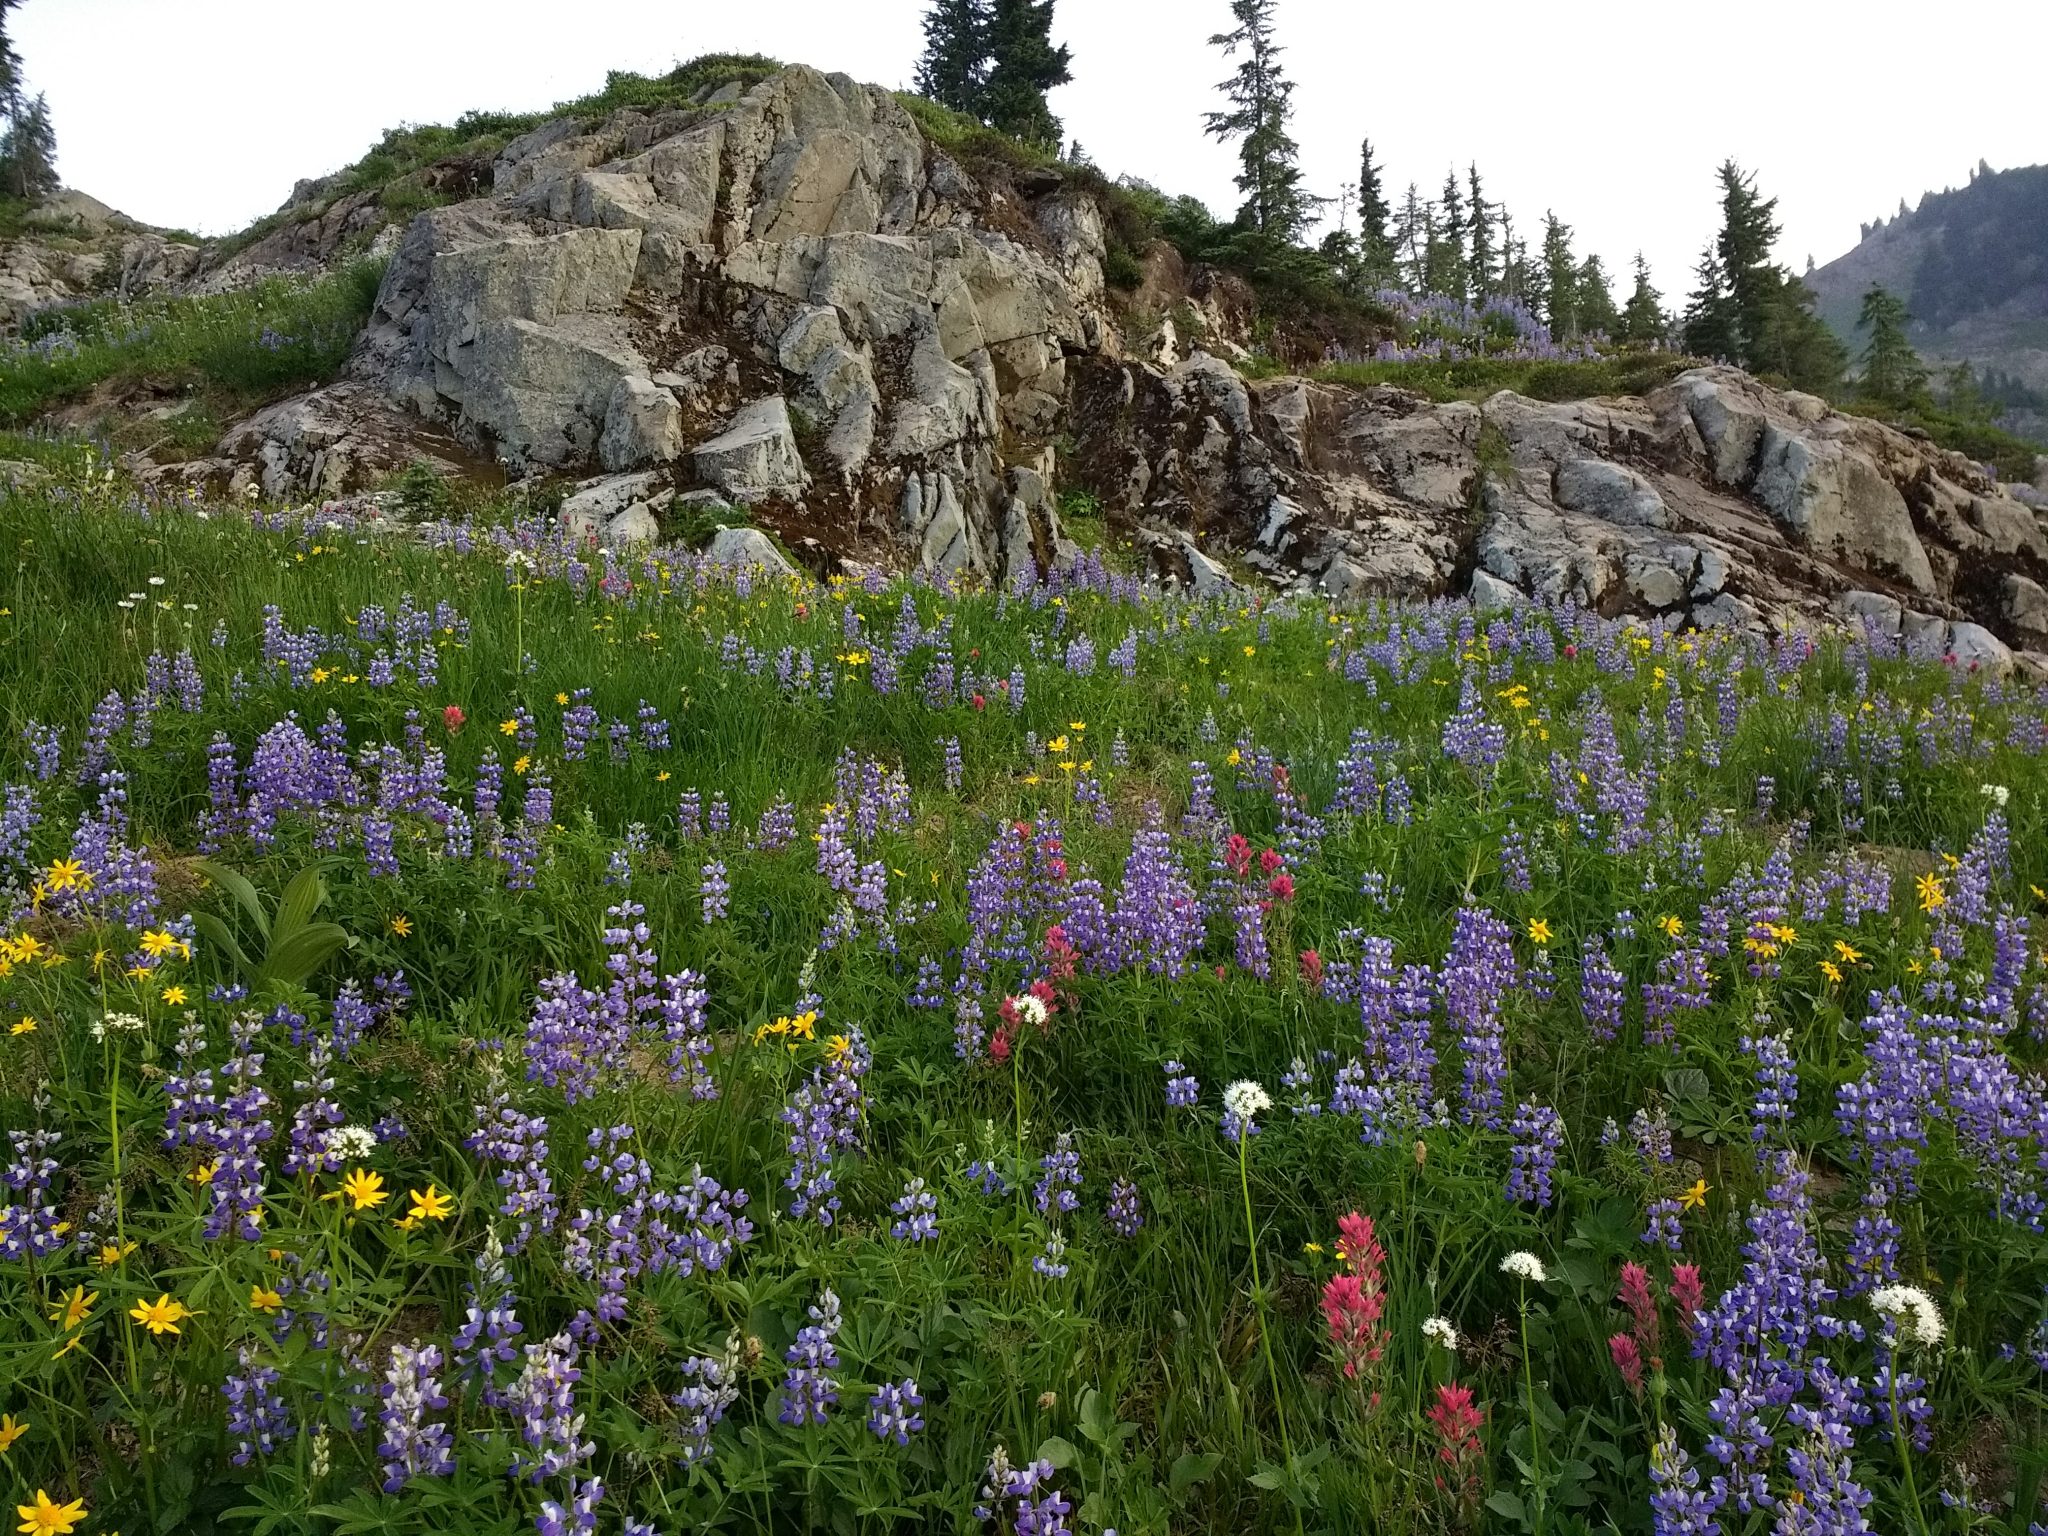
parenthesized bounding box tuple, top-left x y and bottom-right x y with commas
(914, 0, 991, 117)
(1575, 254, 1618, 337)
(1393, 183, 1432, 295)
(1539, 213, 1578, 339)
(980, 0, 1071, 148)
(1203, 0, 1319, 242)
(1357, 138, 1395, 289)
(1681, 244, 1739, 361)
(1466, 164, 1493, 302)
(1856, 285, 1926, 405)
(1618, 252, 1666, 346)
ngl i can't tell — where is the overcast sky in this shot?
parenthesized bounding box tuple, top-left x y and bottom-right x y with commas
(18, 0, 2043, 302)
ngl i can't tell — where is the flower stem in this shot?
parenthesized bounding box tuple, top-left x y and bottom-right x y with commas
(1889, 1365, 1927, 1536)
(1520, 1285, 1545, 1536)
(1238, 1132, 1304, 1535)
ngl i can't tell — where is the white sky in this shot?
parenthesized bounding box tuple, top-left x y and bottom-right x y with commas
(19, 0, 2044, 302)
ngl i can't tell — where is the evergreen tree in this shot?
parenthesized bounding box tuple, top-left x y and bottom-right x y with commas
(1681, 244, 1739, 360)
(1203, 0, 1319, 242)
(1429, 167, 1466, 302)
(1618, 252, 1666, 346)
(1496, 209, 1521, 303)
(1712, 160, 1782, 365)
(980, 0, 1071, 147)
(1393, 182, 1432, 294)
(0, 0, 54, 205)
(1538, 213, 1578, 339)
(1466, 164, 1493, 302)
(1855, 285, 1926, 405)
(1575, 253, 1618, 338)
(913, 0, 990, 117)
(1356, 138, 1395, 288)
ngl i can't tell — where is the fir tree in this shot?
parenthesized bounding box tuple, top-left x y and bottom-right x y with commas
(0, 0, 54, 204)
(1855, 285, 1925, 405)
(1466, 164, 1493, 302)
(1681, 244, 1739, 361)
(1204, 0, 1319, 242)
(980, 0, 1071, 148)
(914, 0, 990, 117)
(1429, 167, 1466, 302)
(1394, 182, 1432, 294)
(1713, 160, 1782, 365)
(1575, 254, 1618, 338)
(1618, 252, 1666, 346)
(1357, 138, 1395, 289)
(1538, 213, 1578, 339)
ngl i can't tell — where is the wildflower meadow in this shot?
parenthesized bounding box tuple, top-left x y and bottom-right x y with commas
(0, 471, 2044, 1535)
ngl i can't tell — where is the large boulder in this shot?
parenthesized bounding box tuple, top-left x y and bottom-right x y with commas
(693, 396, 808, 500)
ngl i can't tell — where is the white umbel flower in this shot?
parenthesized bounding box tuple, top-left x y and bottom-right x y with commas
(90, 1011, 147, 1042)
(1222, 1079, 1274, 1123)
(330, 1125, 378, 1160)
(1980, 783, 2009, 809)
(1010, 993, 1049, 1029)
(1422, 1315, 1459, 1352)
(1869, 1284, 1945, 1347)
(1500, 1250, 1549, 1284)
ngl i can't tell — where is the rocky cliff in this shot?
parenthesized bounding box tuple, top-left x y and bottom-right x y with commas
(29, 66, 2048, 672)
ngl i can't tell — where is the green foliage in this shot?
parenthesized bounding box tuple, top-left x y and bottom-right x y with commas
(0, 258, 385, 425)
(0, 477, 2044, 1535)
(1856, 284, 1929, 407)
(1617, 252, 1667, 346)
(1839, 395, 2044, 482)
(1683, 161, 1845, 393)
(1204, 0, 1319, 243)
(1315, 351, 1694, 404)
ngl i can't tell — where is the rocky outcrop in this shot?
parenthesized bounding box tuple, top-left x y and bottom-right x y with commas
(314, 64, 1103, 584)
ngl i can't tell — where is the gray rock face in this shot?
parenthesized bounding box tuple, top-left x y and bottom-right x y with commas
(599, 376, 683, 470)
(559, 472, 662, 541)
(2003, 573, 2048, 645)
(693, 397, 808, 500)
(1555, 458, 1666, 528)
(703, 525, 797, 580)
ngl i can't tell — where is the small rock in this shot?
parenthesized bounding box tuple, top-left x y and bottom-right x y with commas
(1555, 458, 1666, 528)
(560, 471, 662, 540)
(702, 525, 797, 579)
(1469, 569, 1523, 609)
(598, 377, 683, 470)
(2001, 572, 2048, 644)
(1832, 589, 1903, 638)
(1945, 621, 2013, 676)
(606, 503, 661, 546)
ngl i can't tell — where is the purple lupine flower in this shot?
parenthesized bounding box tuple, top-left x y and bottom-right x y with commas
(466, 1095, 559, 1254)
(867, 1379, 925, 1445)
(1033, 1228, 1071, 1279)
(781, 1031, 869, 1225)
(673, 1334, 742, 1465)
(1106, 1177, 1142, 1239)
(976, 1452, 1075, 1536)
(890, 1176, 938, 1242)
(510, 1331, 593, 1482)
(1163, 1060, 1200, 1108)
(377, 1343, 455, 1490)
(1505, 1101, 1563, 1208)
(0, 1128, 66, 1259)
(1034, 1132, 1081, 1217)
(1642, 1198, 1683, 1251)
(451, 1231, 524, 1407)
(1445, 906, 1516, 1129)
(1745, 1030, 1797, 1151)
(778, 1289, 842, 1427)
(1579, 934, 1627, 1043)
(222, 1346, 293, 1465)
(1109, 825, 1202, 978)
(700, 860, 730, 923)
(1648, 1426, 1723, 1536)
(756, 796, 796, 851)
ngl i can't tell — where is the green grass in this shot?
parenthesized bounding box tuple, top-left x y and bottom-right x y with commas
(1839, 396, 2045, 481)
(1315, 351, 1696, 404)
(0, 258, 385, 426)
(0, 475, 2042, 1533)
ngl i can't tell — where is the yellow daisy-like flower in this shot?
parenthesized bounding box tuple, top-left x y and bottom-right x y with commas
(189, 1159, 220, 1185)
(10, 1016, 32, 1036)
(42, 858, 87, 893)
(499, 718, 519, 736)
(1833, 940, 1863, 964)
(1657, 914, 1684, 939)
(128, 1293, 193, 1336)
(1678, 1179, 1710, 1212)
(325, 1167, 388, 1212)
(95, 1240, 136, 1268)
(48, 1286, 96, 1332)
(0, 1412, 24, 1453)
(555, 692, 570, 706)
(138, 930, 178, 958)
(407, 1185, 454, 1223)
(388, 915, 413, 938)
(14, 1489, 86, 1535)
(1527, 917, 1553, 945)
(160, 985, 188, 1007)
(1916, 872, 1945, 912)
(250, 1285, 283, 1314)
(1819, 959, 1843, 985)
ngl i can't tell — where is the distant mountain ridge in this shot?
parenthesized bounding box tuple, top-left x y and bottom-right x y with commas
(1807, 161, 2048, 435)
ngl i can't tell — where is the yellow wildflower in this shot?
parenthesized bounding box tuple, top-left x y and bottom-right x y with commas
(15, 1489, 86, 1535)
(128, 1293, 193, 1336)
(1678, 1179, 1710, 1212)
(1527, 917, 1553, 945)
(407, 1185, 454, 1223)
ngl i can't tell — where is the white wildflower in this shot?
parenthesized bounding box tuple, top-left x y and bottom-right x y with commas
(1870, 1284, 1944, 1347)
(1222, 1079, 1274, 1123)
(1010, 993, 1049, 1029)
(90, 1011, 147, 1042)
(1500, 1250, 1549, 1284)
(1980, 783, 2009, 809)
(1422, 1315, 1459, 1352)
(329, 1124, 378, 1160)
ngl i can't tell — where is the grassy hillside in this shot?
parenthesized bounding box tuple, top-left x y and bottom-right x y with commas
(0, 475, 2041, 1533)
